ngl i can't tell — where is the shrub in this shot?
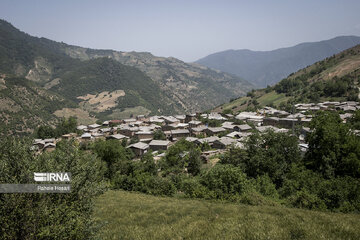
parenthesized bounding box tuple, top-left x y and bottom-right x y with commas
(200, 164, 254, 199)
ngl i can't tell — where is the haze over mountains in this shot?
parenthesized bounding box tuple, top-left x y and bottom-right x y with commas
(0, 19, 252, 134)
(196, 36, 360, 87)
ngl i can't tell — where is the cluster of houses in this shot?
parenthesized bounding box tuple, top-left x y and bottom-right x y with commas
(32, 101, 359, 157)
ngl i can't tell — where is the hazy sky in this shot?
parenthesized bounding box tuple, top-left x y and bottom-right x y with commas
(1, 0, 360, 62)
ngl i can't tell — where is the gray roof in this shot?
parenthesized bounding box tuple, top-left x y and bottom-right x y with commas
(171, 129, 190, 134)
(188, 120, 201, 125)
(81, 133, 92, 138)
(88, 123, 101, 129)
(191, 126, 206, 132)
(149, 140, 170, 146)
(207, 127, 226, 133)
(236, 124, 252, 131)
(107, 134, 128, 140)
(196, 136, 219, 144)
(215, 137, 237, 146)
(256, 126, 278, 132)
(185, 137, 198, 142)
(127, 142, 149, 150)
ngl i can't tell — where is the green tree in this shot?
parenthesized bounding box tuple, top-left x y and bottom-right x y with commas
(153, 129, 166, 140)
(200, 164, 253, 198)
(305, 111, 360, 178)
(226, 130, 301, 187)
(186, 148, 202, 176)
(347, 110, 360, 130)
(55, 116, 78, 136)
(0, 138, 106, 239)
(92, 139, 134, 179)
(35, 125, 56, 139)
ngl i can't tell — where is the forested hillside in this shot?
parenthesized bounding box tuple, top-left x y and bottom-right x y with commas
(0, 75, 76, 135)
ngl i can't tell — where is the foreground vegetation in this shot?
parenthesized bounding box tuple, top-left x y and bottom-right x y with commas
(0, 139, 106, 239)
(94, 190, 360, 240)
(1, 110, 359, 239)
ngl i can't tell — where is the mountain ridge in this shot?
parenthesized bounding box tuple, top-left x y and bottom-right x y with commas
(196, 36, 360, 87)
(215, 44, 360, 113)
(0, 19, 254, 134)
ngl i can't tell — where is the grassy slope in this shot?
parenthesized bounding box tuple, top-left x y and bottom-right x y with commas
(94, 190, 360, 240)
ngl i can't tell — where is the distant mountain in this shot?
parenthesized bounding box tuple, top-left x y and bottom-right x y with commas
(49, 41, 253, 113)
(0, 19, 253, 133)
(215, 44, 360, 113)
(196, 36, 360, 87)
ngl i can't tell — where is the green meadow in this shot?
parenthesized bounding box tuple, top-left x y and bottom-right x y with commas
(94, 190, 360, 240)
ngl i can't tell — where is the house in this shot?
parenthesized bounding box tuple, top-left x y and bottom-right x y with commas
(149, 116, 165, 125)
(195, 136, 219, 146)
(263, 117, 280, 127)
(226, 131, 242, 138)
(175, 115, 186, 123)
(188, 120, 202, 128)
(100, 128, 112, 135)
(170, 129, 190, 140)
(340, 106, 356, 112)
(77, 125, 87, 131)
(161, 123, 178, 131)
(118, 126, 139, 137)
(88, 123, 101, 129)
(123, 118, 137, 124)
(299, 143, 309, 153)
(208, 112, 227, 120)
(33, 139, 45, 149)
(222, 122, 235, 130)
(212, 137, 237, 149)
(106, 134, 128, 141)
(80, 133, 92, 141)
(109, 120, 122, 126)
(185, 137, 198, 142)
(256, 125, 278, 132)
(185, 114, 197, 123)
(127, 142, 149, 157)
(43, 138, 55, 144)
(234, 124, 252, 132)
(190, 126, 207, 136)
(137, 115, 145, 120)
(204, 127, 226, 136)
(135, 131, 153, 142)
(162, 116, 180, 124)
(43, 143, 56, 152)
(149, 140, 171, 151)
(176, 123, 189, 129)
(61, 133, 77, 139)
(278, 118, 299, 128)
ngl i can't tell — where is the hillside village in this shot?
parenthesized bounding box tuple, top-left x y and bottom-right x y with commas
(33, 100, 360, 159)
